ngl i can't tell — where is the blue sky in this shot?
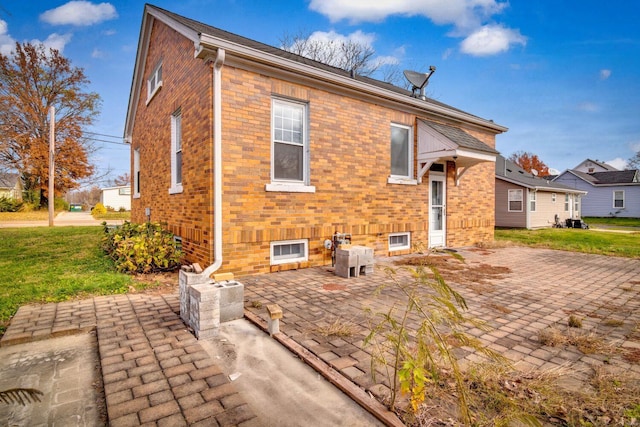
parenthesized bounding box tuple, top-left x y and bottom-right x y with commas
(1, 1, 639, 183)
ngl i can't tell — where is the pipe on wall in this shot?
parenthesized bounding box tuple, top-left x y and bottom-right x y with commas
(202, 48, 225, 278)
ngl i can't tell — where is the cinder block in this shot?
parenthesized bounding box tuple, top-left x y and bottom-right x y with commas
(217, 281, 244, 323)
(179, 270, 211, 325)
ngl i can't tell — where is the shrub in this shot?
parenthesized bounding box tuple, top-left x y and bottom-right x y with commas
(0, 196, 23, 212)
(92, 202, 107, 216)
(102, 221, 182, 273)
(54, 197, 68, 211)
(118, 206, 126, 212)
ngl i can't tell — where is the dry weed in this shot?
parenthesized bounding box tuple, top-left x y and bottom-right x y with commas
(315, 317, 357, 337)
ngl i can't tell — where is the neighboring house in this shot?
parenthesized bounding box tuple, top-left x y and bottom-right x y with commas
(124, 5, 508, 276)
(0, 173, 23, 201)
(100, 186, 131, 211)
(572, 159, 618, 174)
(553, 167, 640, 218)
(495, 156, 586, 228)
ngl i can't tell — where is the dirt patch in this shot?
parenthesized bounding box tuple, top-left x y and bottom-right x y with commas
(131, 270, 179, 294)
(394, 255, 511, 294)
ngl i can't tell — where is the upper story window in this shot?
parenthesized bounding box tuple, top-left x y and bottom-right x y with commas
(613, 190, 624, 208)
(133, 148, 140, 198)
(170, 108, 183, 194)
(508, 189, 523, 212)
(551, 193, 556, 203)
(146, 62, 163, 104)
(266, 98, 315, 193)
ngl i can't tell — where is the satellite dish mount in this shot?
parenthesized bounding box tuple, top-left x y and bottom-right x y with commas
(404, 66, 436, 100)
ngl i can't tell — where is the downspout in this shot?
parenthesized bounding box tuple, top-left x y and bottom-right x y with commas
(202, 48, 225, 278)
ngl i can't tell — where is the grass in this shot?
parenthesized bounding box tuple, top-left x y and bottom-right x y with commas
(0, 211, 52, 221)
(583, 216, 640, 227)
(0, 227, 136, 336)
(494, 228, 640, 258)
(92, 211, 131, 221)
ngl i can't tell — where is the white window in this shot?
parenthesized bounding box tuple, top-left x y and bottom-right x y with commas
(266, 99, 314, 193)
(551, 193, 556, 203)
(133, 148, 140, 198)
(271, 239, 308, 265)
(389, 232, 410, 251)
(508, 189, 523, 212)
(574, 195, 580, 213)
(613, 190, 625, 209)
(146, 62, 163, 103)
(564, 194, 569, 211)
(530, 191, 536, 212)
(390, 124, 412, 179)
(170, 109, 183, 194)
(118, 187, 131, 196)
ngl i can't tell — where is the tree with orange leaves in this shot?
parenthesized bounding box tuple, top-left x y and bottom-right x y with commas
(0, 42, 100, 207)
(508, 150, 550, 176)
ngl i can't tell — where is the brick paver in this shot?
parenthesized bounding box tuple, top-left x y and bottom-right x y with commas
(1, 293, 256, 426)
(243, 246, 640, 398)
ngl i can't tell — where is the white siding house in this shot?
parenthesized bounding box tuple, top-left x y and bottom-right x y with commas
(100, 186, 131, 211)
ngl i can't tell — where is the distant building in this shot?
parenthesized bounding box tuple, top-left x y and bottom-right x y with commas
(0, 173, 23, 201)
(100, 186, 131, 211)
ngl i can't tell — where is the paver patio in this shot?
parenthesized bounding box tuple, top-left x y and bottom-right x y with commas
(243, 246, 640, 403)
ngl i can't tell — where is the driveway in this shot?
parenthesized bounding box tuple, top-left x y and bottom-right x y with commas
(243, 246, 640, 418)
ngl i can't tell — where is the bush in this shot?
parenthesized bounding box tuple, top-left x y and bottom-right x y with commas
(92, 202, 107, 216)
(0, 196, 23, 212)
(102, 221, 182, 273)
(54, 197, 69, 211)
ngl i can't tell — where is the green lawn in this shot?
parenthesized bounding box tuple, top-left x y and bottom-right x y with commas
(92, 211, 131, 221)
(582, 216, 640, 228)
(495, 228, 640, 258)
(0, 227, 134, 335)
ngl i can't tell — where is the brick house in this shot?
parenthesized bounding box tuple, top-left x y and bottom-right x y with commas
(124, 5, 507, 277)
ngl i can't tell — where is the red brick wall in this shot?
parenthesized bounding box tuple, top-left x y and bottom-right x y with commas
(131, 20, 498, 276)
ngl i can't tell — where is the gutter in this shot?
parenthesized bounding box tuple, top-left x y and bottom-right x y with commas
(202, 48, 225, 278)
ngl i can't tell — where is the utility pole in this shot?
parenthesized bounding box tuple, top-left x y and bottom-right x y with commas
(48, 106, 55, 227)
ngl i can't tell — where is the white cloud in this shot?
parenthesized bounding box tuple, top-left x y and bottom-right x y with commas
(309, 0, 506, 30)
(308, 29, 376, 48)
(0, 19, 15, 56)
(309, 0, 524, 57)
(40, 1, 117, 26)
(606, 157, 627, 170)
(460, 25, 526, 56)
(599, 69, 611, 80)
(91, 48, 105, 58)
(31, 33, 73, 54)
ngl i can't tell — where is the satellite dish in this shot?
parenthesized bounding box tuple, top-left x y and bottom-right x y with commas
(403, 66, 436, 100)
(531, 169, 538, 176)
(548, 168, 560, 175)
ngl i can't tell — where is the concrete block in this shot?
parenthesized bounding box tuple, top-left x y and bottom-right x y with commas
(179, 270, 211, 325)
(217, 281, 244, 323)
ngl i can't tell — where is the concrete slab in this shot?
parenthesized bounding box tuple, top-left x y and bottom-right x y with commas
(0, 332, 105, 426)
(199, 319, 383, 427)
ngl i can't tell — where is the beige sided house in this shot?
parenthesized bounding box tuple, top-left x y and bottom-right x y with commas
(495, 156, 586, 229)
(124, 4, 508, 277)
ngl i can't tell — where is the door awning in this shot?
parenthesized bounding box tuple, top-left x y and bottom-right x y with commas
(417, 120, 499, 185)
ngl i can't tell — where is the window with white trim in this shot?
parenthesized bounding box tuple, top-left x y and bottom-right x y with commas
(564, 194, 569, 211)
(271, 99, 307, 181)
(118, 187, 131, 196)
(530, 191, 536, 212)
(133, 148, 140, 198)
(613, 190, 624, 208)
(389, 232, 410, 251)
(271, 239, 308, 265)
(147, 62, 162, 103)
(551, 193, 556, 203)
(508, 189, 523, 212)
(390, 124, 412, 178)
(574, 195, 580, 213)
(170, 108, 183, 194)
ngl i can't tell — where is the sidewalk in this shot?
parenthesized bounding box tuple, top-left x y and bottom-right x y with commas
(0, 211, 125, 228)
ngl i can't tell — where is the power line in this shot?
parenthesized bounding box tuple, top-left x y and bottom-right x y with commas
(84, 131, 123, 140)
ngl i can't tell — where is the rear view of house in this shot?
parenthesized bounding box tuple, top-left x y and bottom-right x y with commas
(124, 5, 507, 276)
(0, 173, 23, 201)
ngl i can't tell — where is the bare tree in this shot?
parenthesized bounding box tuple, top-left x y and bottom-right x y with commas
(628, 151, 640, 170)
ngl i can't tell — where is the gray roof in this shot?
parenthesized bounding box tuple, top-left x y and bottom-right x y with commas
(571, 169, 639, 185)
(496, 156, 582, 192)
(421, 120, 499, 155)
(578, 158, 618, 171)
(146, 4, 491, 123)
(0, 172, 19, 188)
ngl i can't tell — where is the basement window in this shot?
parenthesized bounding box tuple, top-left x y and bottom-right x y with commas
(389, 232, 410, 251)
(270, 239, 308, 265)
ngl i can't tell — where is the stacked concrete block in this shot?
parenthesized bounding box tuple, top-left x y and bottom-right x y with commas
(217, 281, 245, 322)
(189, 283, 220, 339)
(178, 270, 211, 324)
(335, 245, 374, 278)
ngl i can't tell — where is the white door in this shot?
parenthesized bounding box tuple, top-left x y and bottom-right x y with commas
(429, 174, 446, 248)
